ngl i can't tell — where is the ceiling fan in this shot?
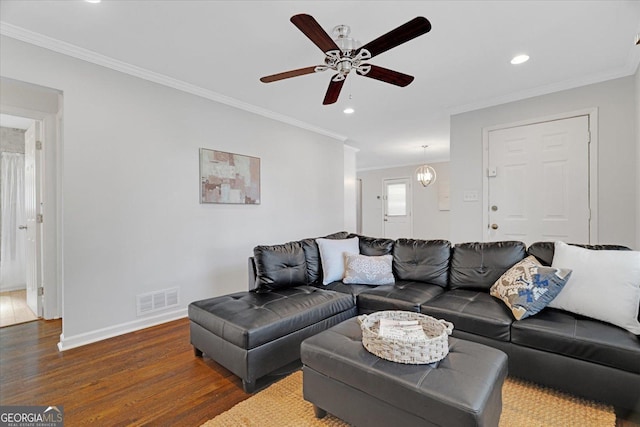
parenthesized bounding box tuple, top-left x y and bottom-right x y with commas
(260, 14, 432, 105)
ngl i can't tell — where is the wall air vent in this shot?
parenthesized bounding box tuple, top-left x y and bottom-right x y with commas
(136, 287, 180, 317)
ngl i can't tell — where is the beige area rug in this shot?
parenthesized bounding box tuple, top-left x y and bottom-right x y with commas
(203, 371, 615, 427)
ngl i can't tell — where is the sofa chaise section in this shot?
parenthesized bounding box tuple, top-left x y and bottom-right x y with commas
(189, 286, 356, 392)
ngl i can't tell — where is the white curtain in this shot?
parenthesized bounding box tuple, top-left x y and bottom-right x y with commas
(0, 152, 26, 290)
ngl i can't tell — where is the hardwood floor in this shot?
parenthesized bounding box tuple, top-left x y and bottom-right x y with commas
(0, 289, 38, 327)
(0, 318, 249, 426)
(1, 318, 638, 426)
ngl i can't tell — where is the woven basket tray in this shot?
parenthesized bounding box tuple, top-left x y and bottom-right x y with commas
(358, 311, 454, 364)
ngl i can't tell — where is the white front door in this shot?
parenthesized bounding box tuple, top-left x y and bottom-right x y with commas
(24, 121, 42, 317)
(486, 115, 590, 245)
(383, 178, 412, 239)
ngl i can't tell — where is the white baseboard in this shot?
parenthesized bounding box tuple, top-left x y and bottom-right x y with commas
(57, 308, 188, 351)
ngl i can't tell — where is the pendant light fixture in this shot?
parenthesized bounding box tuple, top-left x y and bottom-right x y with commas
(415, 145, 436, 187)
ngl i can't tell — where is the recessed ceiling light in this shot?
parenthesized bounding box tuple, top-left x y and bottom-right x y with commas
(85, 0, 101, 3)
(343, 107, 355, 114)
(510, 54, 530, 65)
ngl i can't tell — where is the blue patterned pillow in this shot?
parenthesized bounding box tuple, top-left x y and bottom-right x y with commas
(490, 256, 571, 320)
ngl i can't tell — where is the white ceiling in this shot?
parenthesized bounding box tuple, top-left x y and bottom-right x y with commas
(1, 1, 638, 169)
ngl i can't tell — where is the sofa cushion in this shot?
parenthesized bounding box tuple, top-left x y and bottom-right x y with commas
(188, 286, 355, 350)
(300, 231, 349, 284)
(450, 241, 527, 291)
(490, 255, 572, 320)
(527, 241, 631, 266)
(548, 242, 640, 334)
(318, 281, 378, 299)
(393, 239, 451, 287)
(349, 234, 395, 256)
(253, 241, 307, 290)
(357, 281, 445, 313)
(421, 289, 514, 341)
(511, 308, 640, 374)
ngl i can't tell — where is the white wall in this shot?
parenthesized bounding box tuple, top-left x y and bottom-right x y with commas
(451, 76, 636, 248)
(636, 66, 640, 251)
(343, 145, 358, 233)
(358, 162, 450, 240)
(0, 36, 346, 348)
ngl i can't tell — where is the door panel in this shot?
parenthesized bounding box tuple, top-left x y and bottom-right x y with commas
(24, 121, 42, 317)
(383, 178, 412, 239)
(487, 116, 590, 245)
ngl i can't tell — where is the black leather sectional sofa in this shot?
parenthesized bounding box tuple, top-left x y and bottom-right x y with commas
(188, 232, 640, 411)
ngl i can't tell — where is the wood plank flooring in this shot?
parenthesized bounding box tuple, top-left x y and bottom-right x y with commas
(0, 318, 638, 426)
(0, 318, 249, 426)
(0, 290, 38, 327)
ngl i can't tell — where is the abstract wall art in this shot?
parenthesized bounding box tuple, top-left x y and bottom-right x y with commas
(199, 148, 260, 204)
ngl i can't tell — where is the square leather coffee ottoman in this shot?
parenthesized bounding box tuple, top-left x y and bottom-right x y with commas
(301, 316, 508, 427)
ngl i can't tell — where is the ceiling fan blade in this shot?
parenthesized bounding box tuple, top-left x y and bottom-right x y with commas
(291, 14, 340, 53)
(358, 17, 431, 59)
(323, 75, 345, 105)
(260, 66, 319, 83)
(358, 65, 414, 87)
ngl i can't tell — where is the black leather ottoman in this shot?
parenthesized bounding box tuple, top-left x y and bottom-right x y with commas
(188, 285, 356, 392)
(301, 317, 508, 426)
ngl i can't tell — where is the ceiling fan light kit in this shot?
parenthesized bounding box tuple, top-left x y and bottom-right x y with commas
(260, 14, 432, 105)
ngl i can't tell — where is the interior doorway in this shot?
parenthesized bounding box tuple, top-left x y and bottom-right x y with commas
(0, 77, 62, 323)
(0, 114, 40, 326)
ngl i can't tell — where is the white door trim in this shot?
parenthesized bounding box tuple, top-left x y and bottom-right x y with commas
(482, 108, 598, 243)
(1, 103, 62, 320)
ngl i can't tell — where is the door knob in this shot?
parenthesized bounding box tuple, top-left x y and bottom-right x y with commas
(18, 225, 27, 230)
(490, 224, 499, 230)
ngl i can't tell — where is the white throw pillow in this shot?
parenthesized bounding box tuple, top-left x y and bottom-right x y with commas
(549, 241, 640, 334)
(316, 237, 360, 285)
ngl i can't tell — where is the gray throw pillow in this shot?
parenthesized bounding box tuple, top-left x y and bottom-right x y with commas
(343, 254, 395, 286)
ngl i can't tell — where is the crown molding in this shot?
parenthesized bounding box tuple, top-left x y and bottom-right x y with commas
(0, 22, 348, 142)
(448, 62, 639, 116)
(357, 157, 451, 173)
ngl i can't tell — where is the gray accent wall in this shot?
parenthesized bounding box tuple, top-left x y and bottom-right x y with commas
(450, 76, 636, 249)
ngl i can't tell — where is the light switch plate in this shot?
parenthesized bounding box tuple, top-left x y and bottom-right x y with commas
(463, 190, 479, 202)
